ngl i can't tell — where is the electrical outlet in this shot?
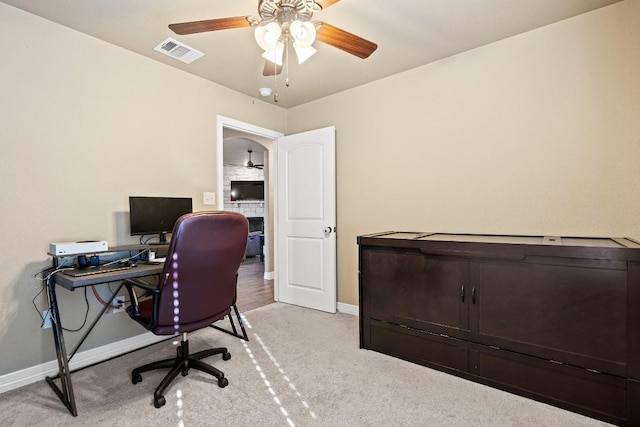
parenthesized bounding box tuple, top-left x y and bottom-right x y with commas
(111, 296, 125, 314)
(42, 310, 52, 329)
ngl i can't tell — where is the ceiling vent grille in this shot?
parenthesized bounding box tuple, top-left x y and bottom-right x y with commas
(153, 37, 204, 64)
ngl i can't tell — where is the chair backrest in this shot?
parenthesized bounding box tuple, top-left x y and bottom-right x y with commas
(153, 211, 248, 335)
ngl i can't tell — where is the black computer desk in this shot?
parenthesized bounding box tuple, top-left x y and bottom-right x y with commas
(46, 250, 249, 416)
(47, 262, 163, 416)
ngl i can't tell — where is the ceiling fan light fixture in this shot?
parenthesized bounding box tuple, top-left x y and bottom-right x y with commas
(258, 87, 272, 97)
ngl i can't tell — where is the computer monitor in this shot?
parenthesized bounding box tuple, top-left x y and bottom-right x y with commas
(129, 196, 193, 244)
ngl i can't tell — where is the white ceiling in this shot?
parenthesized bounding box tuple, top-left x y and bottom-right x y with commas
(223, 128, 269, 167)
(1, 0, 622, 108)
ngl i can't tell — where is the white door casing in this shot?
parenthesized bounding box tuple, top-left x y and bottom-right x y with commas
(276, 127, 336, 313)
(216, 115, 283, 280)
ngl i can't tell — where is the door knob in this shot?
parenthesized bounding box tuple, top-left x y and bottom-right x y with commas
(324, 227, 333, 233)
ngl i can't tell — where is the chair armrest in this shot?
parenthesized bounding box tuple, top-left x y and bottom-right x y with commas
(124, 277, 159, 292)
(123, 276, 160, 322)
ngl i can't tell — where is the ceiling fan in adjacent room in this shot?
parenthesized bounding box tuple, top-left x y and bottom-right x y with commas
(168, 0, 377, 100)
(245, 150, 264, 169)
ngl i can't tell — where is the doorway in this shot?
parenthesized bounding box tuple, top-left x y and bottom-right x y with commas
(217, 117, 337, 313)
(217, 116, 283, 309)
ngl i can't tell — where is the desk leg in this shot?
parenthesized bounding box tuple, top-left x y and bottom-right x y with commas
(45, 277, 77, 416)
(210, 304, 249, 341)
(68, 283, 124, 361)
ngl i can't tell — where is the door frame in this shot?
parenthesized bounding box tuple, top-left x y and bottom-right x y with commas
(216, 115, 284, 283)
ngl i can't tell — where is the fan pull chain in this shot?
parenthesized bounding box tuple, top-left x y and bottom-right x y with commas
(285, 40, 290, 87)
(274, 58, 278, 103)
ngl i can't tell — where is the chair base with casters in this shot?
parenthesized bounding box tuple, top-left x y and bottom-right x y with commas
(131, 332, 231, 408)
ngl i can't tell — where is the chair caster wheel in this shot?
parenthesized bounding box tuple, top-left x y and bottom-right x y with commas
(154, 395, 166, 408)
(132, 373, 142, 384)
(181, 370, 189, 377)
(218, 377, 229, 388)
(223, 352, 231, 361)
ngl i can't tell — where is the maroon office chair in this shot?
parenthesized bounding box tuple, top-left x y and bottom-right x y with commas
(123, 211, 248, 408)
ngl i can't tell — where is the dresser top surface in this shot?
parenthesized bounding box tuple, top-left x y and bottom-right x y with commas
(359, 232, 640, 249)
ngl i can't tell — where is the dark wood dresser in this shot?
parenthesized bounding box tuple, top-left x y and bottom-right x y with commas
(357, 232, 640, 425)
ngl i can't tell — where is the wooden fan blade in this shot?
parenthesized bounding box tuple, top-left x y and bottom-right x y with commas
(316, 22, 377, 59)
(263, 61, 283, 76)
(315, 0, 341, 9)
(169, 16, 251, 35)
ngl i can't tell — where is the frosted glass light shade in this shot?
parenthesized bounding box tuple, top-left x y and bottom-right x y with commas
(261, 41, 285, 66)
(290, 20, 316, 47)
(293, 43, 317, 64)
(255, 22, 282, 50)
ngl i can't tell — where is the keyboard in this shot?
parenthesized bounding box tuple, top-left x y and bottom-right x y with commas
(63, 264, 134, 277)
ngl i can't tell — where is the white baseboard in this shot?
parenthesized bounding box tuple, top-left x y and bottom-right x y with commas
(264, 270, 274, 280)
(0, 332, 166, 394)
(337, 302, 358, 316)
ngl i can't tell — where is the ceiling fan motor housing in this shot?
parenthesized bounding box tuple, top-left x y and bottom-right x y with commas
(257, 0, 317, 24)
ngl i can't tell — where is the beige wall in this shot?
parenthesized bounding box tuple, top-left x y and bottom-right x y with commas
(287, 0, 640, 305)
(0, 3, 286, 375)
(2, 0, 639, 378)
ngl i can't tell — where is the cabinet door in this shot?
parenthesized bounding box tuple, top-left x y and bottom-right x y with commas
(471, 257, 627, 376)
(361, 247, 469, 335)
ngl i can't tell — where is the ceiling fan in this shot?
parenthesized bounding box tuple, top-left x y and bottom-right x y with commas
(168, 0, 378, 78)
(245, 150, 264, 169)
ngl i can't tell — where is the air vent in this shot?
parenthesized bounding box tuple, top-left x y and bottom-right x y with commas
(153, 37, 204, 64)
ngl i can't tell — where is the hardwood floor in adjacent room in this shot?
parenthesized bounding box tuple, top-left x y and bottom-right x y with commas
(235, 256, 274, 313)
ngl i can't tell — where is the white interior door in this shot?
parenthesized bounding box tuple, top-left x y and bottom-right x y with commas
(276, 126, 336, 313)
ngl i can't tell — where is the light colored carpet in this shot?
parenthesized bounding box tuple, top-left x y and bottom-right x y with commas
(0, 303, 611, 426)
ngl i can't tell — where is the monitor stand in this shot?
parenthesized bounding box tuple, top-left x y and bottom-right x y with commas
(149, 232, 168, 245)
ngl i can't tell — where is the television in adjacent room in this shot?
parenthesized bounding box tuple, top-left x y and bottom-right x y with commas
(129, 196, 193, 244)
(230, 180, 264, 202)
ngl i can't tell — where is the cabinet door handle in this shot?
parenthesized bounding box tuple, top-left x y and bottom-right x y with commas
(461, 285, 465, 303)
(472, 287, 476, 304)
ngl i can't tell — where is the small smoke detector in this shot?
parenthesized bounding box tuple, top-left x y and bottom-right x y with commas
(153, 37, 204, 64)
